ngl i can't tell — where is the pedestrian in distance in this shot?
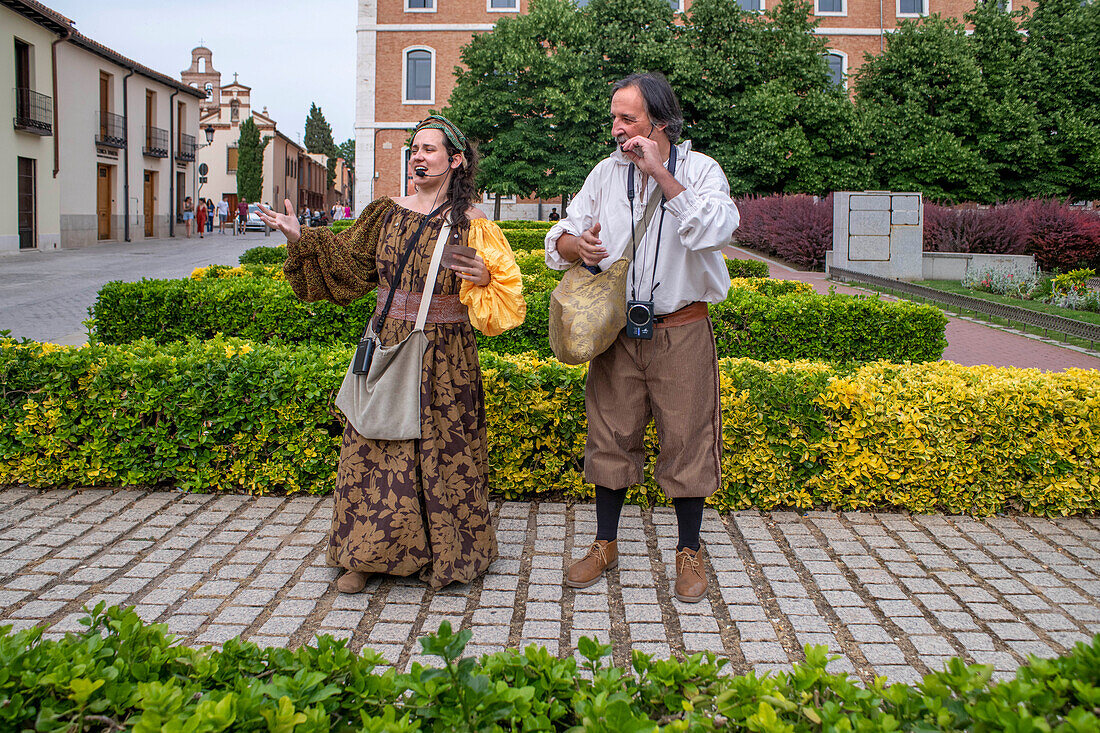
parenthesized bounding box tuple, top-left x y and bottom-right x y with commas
(545, 72, 739, 604)
(182, 196, 194, 237)
(256, 114, 526, 592)
(196, 199, 207, 239)
(217, 198, 229, 234)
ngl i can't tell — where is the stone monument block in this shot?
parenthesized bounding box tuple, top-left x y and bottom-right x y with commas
(830, 191, 924, 280)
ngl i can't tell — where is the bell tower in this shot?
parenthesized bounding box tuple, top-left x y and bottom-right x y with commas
(181, 46, 221, 115)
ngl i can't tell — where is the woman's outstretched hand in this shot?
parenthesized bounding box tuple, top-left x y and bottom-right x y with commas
(256, 199, 301, 244)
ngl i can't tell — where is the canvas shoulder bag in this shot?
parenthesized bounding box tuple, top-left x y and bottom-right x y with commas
(548, 191, 662, 365)
(335, 214, 451, 441)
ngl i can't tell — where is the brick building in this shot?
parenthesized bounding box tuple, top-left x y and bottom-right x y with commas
(355, 0, 1030, 217)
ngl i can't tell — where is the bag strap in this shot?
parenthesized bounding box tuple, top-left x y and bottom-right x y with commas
(413, 223, 450, 332)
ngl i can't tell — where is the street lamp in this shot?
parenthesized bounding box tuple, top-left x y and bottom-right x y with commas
(203, 124, 215, 145)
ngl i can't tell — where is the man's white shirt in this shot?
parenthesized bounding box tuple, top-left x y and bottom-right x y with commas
(545, 140, 739, 315)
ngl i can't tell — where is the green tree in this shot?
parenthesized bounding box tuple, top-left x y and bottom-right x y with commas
(1020, 0, 1100, 200)
(446, 0, 682, 206)
(676, 0, 869, 195)
(855, 16, 996, 202)
(337, 138, 355, 168)
(965, 0, 1048, 200)
(236, 116, 270, 203)
(304, 103, 338, 190)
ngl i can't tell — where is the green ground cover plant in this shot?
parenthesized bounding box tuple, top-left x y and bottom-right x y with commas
(2, 603, 1099, 733)
(3, 339, 1096, 514)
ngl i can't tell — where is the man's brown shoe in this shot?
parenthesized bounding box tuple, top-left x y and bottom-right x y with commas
(336, 570, 368, 594)
(565, 540, 618, 588)
(674, 547, 707, 603)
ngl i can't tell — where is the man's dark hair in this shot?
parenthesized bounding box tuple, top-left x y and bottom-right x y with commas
(611, 72, 684, 144)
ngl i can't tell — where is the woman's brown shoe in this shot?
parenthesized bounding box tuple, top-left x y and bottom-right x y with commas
(336, 570, 368, 594)
(674, 547, 707, 603)
(565, 540, 618, 588)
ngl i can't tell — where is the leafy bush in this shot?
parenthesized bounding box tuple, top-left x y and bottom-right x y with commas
(3, 604, 1100, 733)
(90, 277, 944, 364)
(1026, 201, 1100, 270)
(500, 228, 549, 251)
(732, 195, 833, 271)
(89, 278, 377, 347)
(330, 219, 355, 233)
(726, 257, 771, 279)
(710, 289, 947, 364)
(4, 339, 1097, 514)
(238, 245, 288, 265)
(192, 264, 285, 280)
(923, 203, 1030, 255)
(495, 219, 553, 230)
(924, 200, 1100, 270)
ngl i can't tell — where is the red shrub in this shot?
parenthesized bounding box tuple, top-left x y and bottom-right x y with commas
(733, 194, 833, 271)
(1024, 200, 1100, 271)
(923, 203, 1029, 255)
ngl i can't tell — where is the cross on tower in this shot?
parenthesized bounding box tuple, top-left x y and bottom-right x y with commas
(233, 72, 239, 84)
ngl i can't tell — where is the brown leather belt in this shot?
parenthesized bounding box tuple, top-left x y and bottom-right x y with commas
(375, 287, 469, 324)
(654, 301, 709, 329)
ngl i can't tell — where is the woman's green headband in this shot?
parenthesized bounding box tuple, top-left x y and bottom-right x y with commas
(412, 114, 468, 152)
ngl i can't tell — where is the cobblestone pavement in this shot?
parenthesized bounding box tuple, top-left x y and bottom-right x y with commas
(725, 245, 1100, 372)
(2, 489, 1098, 683)
(0, 231, 273, 345)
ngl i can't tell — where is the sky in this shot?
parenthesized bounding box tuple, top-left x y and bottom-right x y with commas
(45, 0, 357, 145)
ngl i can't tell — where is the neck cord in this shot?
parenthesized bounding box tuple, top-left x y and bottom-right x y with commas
(628, 143, 678, 301)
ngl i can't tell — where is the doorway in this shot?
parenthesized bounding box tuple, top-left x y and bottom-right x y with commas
(97, 164, 112, 240)
(17, 157, 36, 249)
(144, 170, 156, 237)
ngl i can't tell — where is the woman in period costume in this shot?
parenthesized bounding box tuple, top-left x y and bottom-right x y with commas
(256, 115, 526, 592)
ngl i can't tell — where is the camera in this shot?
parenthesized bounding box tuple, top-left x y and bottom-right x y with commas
(626, 300, 655, 340)
(351, 336, 377, 375)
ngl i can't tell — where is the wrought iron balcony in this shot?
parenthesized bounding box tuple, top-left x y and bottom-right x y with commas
(13, 87, 52, 135)
(96, 110, 126, 148)
(176, 133, 196, 162)
(143, 126, 169, 157)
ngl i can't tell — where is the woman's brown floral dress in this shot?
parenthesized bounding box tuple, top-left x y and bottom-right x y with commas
(284, 198, 506, 589)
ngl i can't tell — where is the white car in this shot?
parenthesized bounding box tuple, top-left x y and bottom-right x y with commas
(244, 204, 269, 232)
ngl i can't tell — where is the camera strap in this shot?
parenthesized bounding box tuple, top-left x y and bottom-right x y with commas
(628, 143, 677, 301)
(371, 202, 449, 335)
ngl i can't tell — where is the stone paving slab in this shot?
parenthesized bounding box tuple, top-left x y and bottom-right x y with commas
(2, 488, 1098, 684)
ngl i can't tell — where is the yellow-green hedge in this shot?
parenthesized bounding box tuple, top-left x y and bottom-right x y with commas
(2, 338, 1097, 515)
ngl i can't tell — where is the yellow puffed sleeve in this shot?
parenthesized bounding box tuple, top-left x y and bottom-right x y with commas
(460, 218, 527, 336)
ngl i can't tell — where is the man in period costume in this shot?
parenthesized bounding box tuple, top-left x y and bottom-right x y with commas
(545, 73, 739, 603)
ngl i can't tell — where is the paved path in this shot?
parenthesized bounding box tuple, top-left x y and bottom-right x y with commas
(2, 488, 1098, 683)
(725, 246, 1100, 372)
(0, 231, 273, 345)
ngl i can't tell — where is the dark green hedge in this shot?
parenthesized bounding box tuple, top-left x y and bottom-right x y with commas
(3, 604, 1099, 733)
(496, 219, 553, 230)
(712, 288, 948, 363)
(91, 277, 946, 363)
(238, 245, 287, 265)
(727, 257, 770, 279)
(501, 229, 549, 251)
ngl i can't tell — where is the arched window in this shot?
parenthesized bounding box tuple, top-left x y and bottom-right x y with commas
(204, 82, 213, 101)
(403, 47, 434, 104)
(825, 51, 847, 89)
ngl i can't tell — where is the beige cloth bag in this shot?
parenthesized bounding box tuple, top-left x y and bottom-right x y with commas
(549, 194, 662, 365)
(335, 223, 450, 440)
